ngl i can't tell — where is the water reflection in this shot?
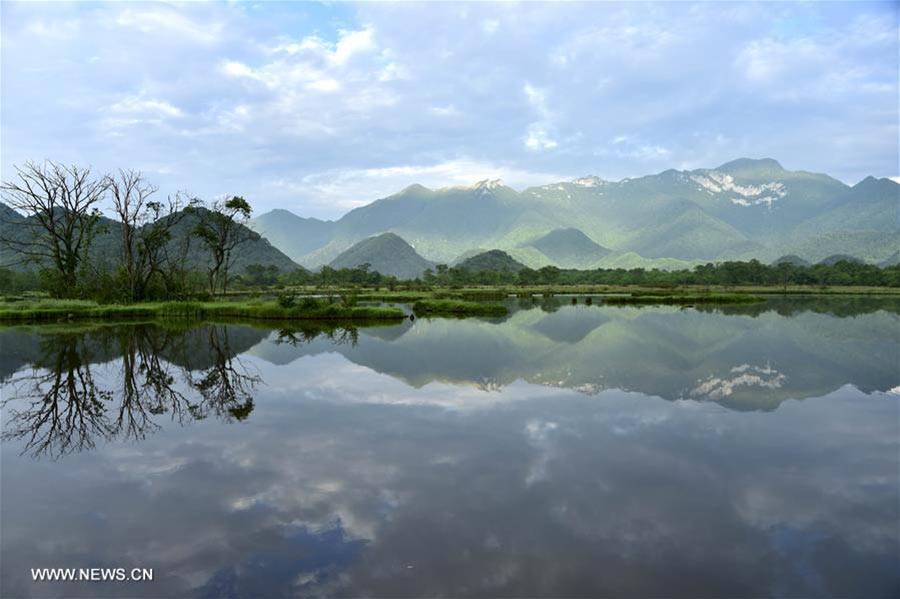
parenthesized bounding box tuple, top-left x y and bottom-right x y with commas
(0, 299, 898, 598)
(2, 324, 267, 458)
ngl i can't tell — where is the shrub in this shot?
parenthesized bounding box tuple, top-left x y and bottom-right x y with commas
(277, 291, 296, 309)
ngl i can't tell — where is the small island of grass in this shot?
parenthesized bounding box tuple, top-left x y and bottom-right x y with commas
(412, 299, 509, 317)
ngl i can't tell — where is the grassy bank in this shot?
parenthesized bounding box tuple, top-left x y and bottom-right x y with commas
(0, 299, 405, 323)
(601, 293, 764, 305)
(412, 299, 509, 317)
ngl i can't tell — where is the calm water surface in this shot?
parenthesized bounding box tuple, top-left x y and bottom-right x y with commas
(1, 297, 898, 598)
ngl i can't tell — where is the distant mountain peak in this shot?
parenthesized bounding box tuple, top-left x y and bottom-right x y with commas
(467, 178, 504, 193)
(400, 183, 431, 195)
(716, 157, 785, 173)
(571, 176, 606, 187)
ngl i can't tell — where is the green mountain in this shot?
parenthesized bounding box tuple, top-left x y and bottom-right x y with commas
(525, 228, 610, 268)
(160, 207, 300, 274)
(328, 232, 434, 278)
(772, 254, 811, 267)
(249, 158, 897, 270)
(457, 250, 525, 272)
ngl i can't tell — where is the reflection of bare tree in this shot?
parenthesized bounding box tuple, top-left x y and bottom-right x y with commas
(187, 326, 261, 421)
(116, 326, 193, 441)
(3, 334, 114, 458)
(2, 325, 261, 459)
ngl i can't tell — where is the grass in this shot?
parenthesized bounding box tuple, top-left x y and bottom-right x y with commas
(601, 293, 764, 305)
(412, 299, 509, 317)
(0, 298, 405, 323)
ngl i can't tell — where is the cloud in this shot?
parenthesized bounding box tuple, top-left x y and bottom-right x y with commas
(481, 19, 500, 35)
(0, 1, 896, 216)
(523, 83, 558, 151)
(115, 7, 223, 45)
(110, 95, 184, 119)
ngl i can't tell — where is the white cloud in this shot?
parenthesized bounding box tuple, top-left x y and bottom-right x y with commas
(523, 83, 558, 151)
(429, 104, 460, 117)
(115, 8, 223, 45)
(110, 95, 184, 119)
(25, 18, 79, 40)
(524, 127, 558, 151)
(482, 19, 500, 35)
(331, 26, 376, 65)
(1, 1, 896, 216)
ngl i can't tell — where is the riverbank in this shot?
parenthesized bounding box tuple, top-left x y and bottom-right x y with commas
(0, 299, 406, 323)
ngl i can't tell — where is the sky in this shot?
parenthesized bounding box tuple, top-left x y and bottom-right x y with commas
(1, 1, 897, 220)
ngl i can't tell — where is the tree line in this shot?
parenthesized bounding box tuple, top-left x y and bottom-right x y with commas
(230, 257, 900, 289)
(0, 161, 253, 300)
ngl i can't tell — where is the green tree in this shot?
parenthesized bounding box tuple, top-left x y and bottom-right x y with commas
(193, 196, 253, 296)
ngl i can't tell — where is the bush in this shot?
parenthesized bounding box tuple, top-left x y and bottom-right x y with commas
(339, 291, 358, 308)
(299, 296, 320, 310)
(277, 291, 296, 309)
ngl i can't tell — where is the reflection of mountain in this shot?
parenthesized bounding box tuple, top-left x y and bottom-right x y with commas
(529, 308, 611, 344)
(244, 300, 899, 411)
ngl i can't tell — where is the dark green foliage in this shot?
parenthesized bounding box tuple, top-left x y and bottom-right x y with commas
(457, 250, 525, 273)
(412, 299, 509, 317)
(276, 290, 296, 309)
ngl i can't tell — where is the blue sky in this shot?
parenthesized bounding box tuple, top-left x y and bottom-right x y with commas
(1, 1, 897, 219)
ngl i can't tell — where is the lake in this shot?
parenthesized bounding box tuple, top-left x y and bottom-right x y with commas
(1, 297, 898, 598)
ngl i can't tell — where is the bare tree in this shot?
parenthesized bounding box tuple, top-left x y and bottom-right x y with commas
(106, 169, 158, 300)
(0, 161, 107, 297)
(106, 170, 195, 300)
(193, 196, 252, 296)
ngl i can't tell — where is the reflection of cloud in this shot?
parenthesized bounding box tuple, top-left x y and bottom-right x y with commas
(691, 364, 786, 400)
(2, 346, 898, 597)
(525, 419, 558, 485)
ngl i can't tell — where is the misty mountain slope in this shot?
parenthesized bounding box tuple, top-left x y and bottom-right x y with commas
(616, 200, 762, 260)
(299, 180, 531, 267)
(686, 159, 850, 242)
(328, 232, 435, 278)
(248, 209, 336, 262)
(791, 177, 899, 236)
(741, 177, 899, 263)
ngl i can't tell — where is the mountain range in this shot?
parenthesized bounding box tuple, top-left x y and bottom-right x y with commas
(249, 158, 899, 276)
(3, 158, 897, 278)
